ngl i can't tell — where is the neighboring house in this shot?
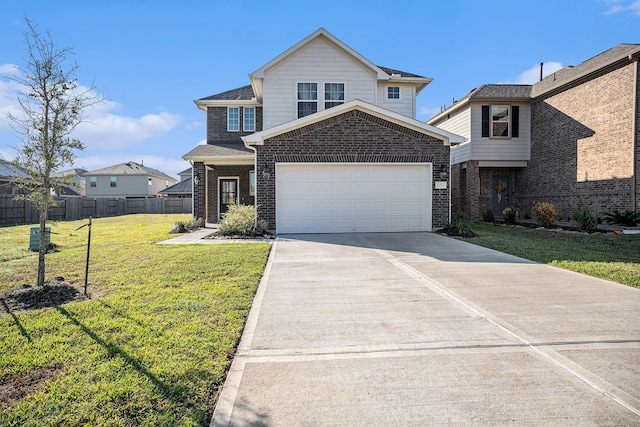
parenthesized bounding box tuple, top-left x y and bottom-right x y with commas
(428, 44, 640, 222)
(85, 161, 176, 198)
(0, 159, 28, 195)
(158, 167, 192, 198)
(51, 168, 88, 196)
(183, 28, 463, 233)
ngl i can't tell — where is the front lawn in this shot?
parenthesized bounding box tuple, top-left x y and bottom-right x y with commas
(470, 222, 640, 288)
(0, 214, 271, 426)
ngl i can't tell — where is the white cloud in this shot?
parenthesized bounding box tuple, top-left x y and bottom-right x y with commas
(417, 106, 442, 121)
(0, 65, 183, 150)
(602, 0, 640, 14)
(500, 62, 564, 85)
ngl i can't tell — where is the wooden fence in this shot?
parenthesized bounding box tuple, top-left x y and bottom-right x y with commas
(0, 195, 192, 224)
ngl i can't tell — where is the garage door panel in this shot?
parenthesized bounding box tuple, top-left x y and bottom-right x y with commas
(276, 164, 432, 233)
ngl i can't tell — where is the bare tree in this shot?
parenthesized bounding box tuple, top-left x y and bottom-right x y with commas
(7, 18, 102, 286)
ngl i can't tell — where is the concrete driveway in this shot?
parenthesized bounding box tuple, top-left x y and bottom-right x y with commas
(211, 232, 640, 426)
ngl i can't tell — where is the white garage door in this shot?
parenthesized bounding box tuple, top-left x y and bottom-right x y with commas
(276, 163, 432, 234)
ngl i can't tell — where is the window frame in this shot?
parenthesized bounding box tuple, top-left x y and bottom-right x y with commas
(490, 105, 510, 138)
(324, 82, 345, 109)
(297, 82, 318, 118)
(386, 86, 401, 100)
(110, 176, 117, 188)
(249, 170, 256, 196)
(148, 177, 153, 186)
(89, 176, 97, 188)
(227, 107, 240, 132)
(243, 107, 255, 132)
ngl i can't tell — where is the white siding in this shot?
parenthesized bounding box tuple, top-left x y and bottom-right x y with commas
(85, 175, 175, 197)
(450, 142, 471, 165)
(434, 107, 471, 140)
(262, 37, 377, 129)
(376, 83, 416, 118)
(469, 103, 530, 162)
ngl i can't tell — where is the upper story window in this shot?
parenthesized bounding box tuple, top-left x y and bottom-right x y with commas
(110, 176, 117, 187)
(148, 177, 153, 186)
(324, 83, 344, 109)
(482, 105, 520, 138)
(89, 176, 97, 187)
(228, 107, 240, 131)
(297, 83, 318, 118)
(387, 86, 400, 100)
(244, 107, 255, 131)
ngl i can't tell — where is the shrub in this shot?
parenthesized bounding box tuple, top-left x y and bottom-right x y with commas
(219, 204, 258, 236)
(604, 210, 639, 226)
(575, 203, 597, 232)
(170, 217, 204, 234)
(450, 210, 472, 235)
(502, 207, 519, 224)
(533, 202, 556, 227)
(482, 209, 494, 223)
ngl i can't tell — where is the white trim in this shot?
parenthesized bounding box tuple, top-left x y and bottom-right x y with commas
(275, 162, 433, 233)
(194, 99, 260, 112)
(386, 86, 401, 101)
(490, 105, 511, 138)
(227, 107, 240, 132)
(184, 156, 254, 165)
(243, 99, 465, 146)
(243, 107, 256, 132)
(217, 176, 240, 221)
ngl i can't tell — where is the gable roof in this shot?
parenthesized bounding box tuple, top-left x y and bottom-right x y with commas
(52, 168, 88, 178)
(428, 84, 531, 124)
(0, 159, 29, 179)
(430, 43, 640, 125)
(248, 28, 432, 101)
(531, 43, 640, 98)
(182, 141, 254, 163)
(159, 177, 192, 195)
(86, 161, 175, 181)
(243, 99, 465, 146)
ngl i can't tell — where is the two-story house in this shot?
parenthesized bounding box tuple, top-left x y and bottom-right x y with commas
(183, 28, 463, 233)
(85, 161, 176, 198)
(429, 44, 640, 223)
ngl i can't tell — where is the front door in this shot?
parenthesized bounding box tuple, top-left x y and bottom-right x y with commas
(219, 178, 238, 218)
(492, 176, 510, 217)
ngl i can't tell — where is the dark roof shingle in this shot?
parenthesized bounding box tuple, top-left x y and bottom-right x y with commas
(199, 85, 255, 101)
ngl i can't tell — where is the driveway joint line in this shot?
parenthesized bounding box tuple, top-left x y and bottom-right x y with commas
(360, 235, 640, 418)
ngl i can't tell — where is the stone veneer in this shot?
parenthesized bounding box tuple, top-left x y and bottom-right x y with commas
(254, 109, 451, 231)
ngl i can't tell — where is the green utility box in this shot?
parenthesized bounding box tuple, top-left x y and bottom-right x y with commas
(29, 227, 51, 251)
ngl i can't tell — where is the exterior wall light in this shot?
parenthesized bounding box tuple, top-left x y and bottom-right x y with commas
(262, 165, 271, 180)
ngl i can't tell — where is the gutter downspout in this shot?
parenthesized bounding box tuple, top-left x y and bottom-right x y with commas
(241, 136, 259, 229)
(631, 56, 638, 211)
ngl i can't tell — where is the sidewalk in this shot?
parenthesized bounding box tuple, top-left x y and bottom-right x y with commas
(157, 225, 274, 245)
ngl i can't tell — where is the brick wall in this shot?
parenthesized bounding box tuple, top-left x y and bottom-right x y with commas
(206, 106, 263, 141)
(255, 109, 450, 230)
(205, 165, 254, 223)
(514, 62, 638, 221)
(193, 162, 205, 220)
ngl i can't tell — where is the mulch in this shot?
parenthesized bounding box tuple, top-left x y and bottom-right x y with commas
(0, 279, 89, 315)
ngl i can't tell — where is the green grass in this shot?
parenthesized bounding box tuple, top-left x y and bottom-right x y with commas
(470, 222, 640, 288)
(0, 214, 271, 426)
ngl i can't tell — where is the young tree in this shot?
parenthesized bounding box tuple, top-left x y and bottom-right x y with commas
(7, 18, 101, 286)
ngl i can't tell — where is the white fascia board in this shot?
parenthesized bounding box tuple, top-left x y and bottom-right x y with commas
(427, 97, 471, 125)
(243, 99, 466, 146)
(249, 28, 388, 80)
(193, 99, 261, 112)
(182, 155, 255, 165)
(389, 77, 433, 95)
(478, 160, 528, 168)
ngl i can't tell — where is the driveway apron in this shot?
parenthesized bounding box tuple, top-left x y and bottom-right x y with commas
(211, 232, 640, 426)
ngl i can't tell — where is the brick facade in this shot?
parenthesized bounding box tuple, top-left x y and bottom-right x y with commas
(204, 165, 255, 223)
(255, 110, 450, 231)
(206, 106, 263, 141)
(514, 62, 639, 221)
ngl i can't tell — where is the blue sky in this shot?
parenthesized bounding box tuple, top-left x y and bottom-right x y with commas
(1, 0, 639, 179)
